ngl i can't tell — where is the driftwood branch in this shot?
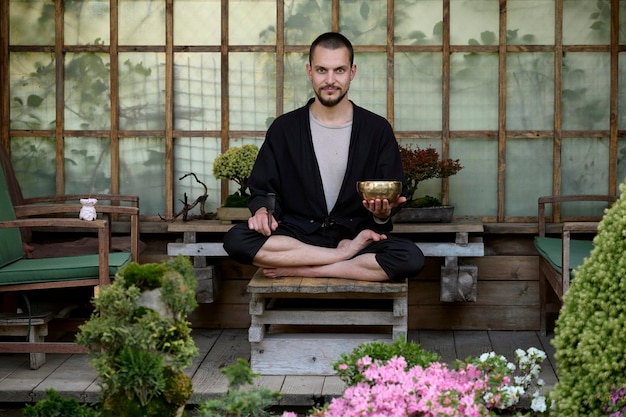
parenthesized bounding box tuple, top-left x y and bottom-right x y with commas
(159, 173, 215, 222)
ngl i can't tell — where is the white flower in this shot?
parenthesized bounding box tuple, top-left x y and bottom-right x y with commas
(531, 393, 547, 412)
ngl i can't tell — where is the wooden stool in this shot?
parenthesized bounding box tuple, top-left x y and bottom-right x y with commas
(0, 311, 54, 369)
(247, 270, 408, 375)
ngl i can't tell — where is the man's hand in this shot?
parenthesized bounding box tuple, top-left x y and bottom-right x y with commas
(248, 207, 276, 236)
(362, 196, 407, 221)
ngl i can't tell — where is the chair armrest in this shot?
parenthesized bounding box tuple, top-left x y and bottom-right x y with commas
(562, 222, 599, 233)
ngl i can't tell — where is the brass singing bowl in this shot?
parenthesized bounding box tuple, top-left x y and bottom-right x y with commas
(357, 181, 402, 203)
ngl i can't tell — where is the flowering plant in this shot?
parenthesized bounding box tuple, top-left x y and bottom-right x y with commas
(283, 346, 548, 417)
(599, 386, 626, 417)
(399, 144, 463, 208)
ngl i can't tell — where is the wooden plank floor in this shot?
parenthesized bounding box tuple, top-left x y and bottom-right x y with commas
(0, 329, 557, 408)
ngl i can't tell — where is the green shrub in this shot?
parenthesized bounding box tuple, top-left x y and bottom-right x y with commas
(332, 338, 441, 386)
(22, 389, 98, 417)
(195, 359, 281, 417)
(550, 182, 626, 416)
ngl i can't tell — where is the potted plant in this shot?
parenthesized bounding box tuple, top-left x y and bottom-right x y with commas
(76, 256, 199, 417)
(395, 144, 463, 223)
(212, 144, 259, 222)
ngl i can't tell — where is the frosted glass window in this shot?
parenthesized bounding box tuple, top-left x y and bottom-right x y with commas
(507, 0, 554, 45)
(563, 0, 610, 45)
(64, 137, 111, 195)
(619, 138, 626, 187)
(118, 52, 166, 130)
(284, 53, 313, 113)
(350, 54, 387, 118)
(620, 53, 626, 130)
(174, 138, 222, 215)
(450, 0, 499, 46)
(507, 53, 554, 131)
(65, 53, 111, 130)
(450, 53, 498, 130)
(561, 137, 610, 196)
(505, 137, 553, 216)
(10, 138, 56, 198)
(229, 0, 275, 45)
(65, 0, 110, 45)
(10, 53, 56, 130)
(284, 0, 332, 45)
(9, 0, 55, 45)
(449, 138, 498, 216)
(394, 53, 442, 131)
(229, 53, 276, 130)
(562, 53, 610, 130)
(339, 0, 387, 45)
(120, 138, 165, 215)
(174, 0, 221, 45)
(621, 0, 626, 44)
(395, 0, 443, 46)
(119, 0, 165, 45)
(174, 53, 221, 131)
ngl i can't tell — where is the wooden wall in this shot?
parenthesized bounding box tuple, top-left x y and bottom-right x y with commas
(185, 233, 545, 331)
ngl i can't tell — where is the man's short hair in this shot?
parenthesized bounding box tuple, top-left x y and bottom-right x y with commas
(309, 32, 354, 66)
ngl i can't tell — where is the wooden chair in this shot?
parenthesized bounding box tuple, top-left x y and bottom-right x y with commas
(534, 195, 616, 334)
(0, 165, 140, 369)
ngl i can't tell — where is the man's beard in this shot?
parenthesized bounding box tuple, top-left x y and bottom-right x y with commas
(314, 86, 348, 107)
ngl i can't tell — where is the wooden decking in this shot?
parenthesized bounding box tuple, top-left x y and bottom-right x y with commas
(0, 328, 557, 408)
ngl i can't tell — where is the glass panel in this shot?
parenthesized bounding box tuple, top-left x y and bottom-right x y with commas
(563, 0, 610, 45)
(450, 138, 497, 216)
(394, 53, 442, 131)
(174, 138, 221, 215)
(64, 137, 111, 195)
(619, 137, 626, 187)
(507, 52, 554, 130)
(174, 0, 221, 45)
(505, 137, 553, 216)
(562, 53, 610, 130)
(174, 53, 221, 131)
(507, 0, 555, 45)
(350, 53, 387, 118)
(9, 0, 55, 45)
(450, 0, 499, 46)
(561, 137, 610, 195)
(119, 137, 165, 216)
(118, 52, 166, 130)
(395, 0, 443, 46)
(284, 52, 312, 113)
(10, 138, 56, 198)
(229, 53, 276, 130)
(65, 0, 110, 45)
(450, 53, 498, 130)
(339, 0, 387, 45)
(10, 53, 56, 130)
(229, 0, 275, 45)
(65, 53, 111, 130)
(621, 0, 626, 44)
(284, 0, 332, 45)
(118, 0, 165, 45)
(620, 53, 626, 130)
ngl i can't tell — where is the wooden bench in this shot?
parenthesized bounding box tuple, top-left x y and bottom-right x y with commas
(247, 269, 408, 375)
(166, 220, 484, 302)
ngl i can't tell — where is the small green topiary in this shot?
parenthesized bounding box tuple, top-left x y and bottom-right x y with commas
(212, 144, 259, 203)
(23, 389, 99, 417)
(550, 181, 626, 416)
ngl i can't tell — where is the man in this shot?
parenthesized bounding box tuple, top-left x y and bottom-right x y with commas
(223, 32, 424, 281)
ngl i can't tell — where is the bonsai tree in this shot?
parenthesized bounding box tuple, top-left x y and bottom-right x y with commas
(550, 182, 626, 416)
(76, 255, 199, 417)
(399, 144, 463, 208)
(212, 144, 259, 207)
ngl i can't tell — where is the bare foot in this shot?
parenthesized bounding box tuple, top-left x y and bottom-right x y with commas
(263, 267, 309, 278)
(337, 229, 386, 258)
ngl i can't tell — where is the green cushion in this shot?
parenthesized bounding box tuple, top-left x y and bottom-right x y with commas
(534, 236, 594, 275)
(0, 166, 25, 268)
(0, 252, 132, 286)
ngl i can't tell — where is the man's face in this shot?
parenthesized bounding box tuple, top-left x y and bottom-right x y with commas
(307, 46, 356, 108)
